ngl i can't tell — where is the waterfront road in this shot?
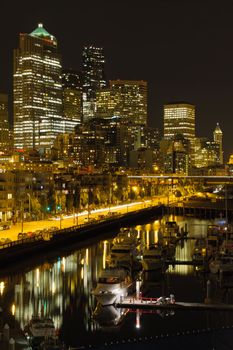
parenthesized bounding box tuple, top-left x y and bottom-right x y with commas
(0, 196, 171, 243)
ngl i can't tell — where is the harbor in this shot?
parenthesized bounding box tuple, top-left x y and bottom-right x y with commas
(1, 213, 233, 349)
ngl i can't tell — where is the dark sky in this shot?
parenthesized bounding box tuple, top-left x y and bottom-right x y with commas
(1, 0, 233, 159)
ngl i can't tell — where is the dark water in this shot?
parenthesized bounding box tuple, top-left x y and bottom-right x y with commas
(1, 215, 233, 349)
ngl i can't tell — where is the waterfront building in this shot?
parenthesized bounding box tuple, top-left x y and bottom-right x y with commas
(0, 171, 14, 222)
(0, 93, 10, 151)
(13, 23, 63, 153)
(62, 69, 83, 131)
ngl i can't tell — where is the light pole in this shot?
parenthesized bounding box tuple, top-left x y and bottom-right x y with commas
(20, 200, 24, 233)
(27, 193, 31, 218)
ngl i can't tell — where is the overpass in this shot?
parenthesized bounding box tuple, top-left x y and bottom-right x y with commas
(128, 175, 233, 184)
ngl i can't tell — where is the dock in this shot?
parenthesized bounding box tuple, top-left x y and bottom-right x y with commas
(115, 297, 233, 312)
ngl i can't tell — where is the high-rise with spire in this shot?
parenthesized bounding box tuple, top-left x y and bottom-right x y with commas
(13, 23, 63, 153)
(213, 122, 223, 164)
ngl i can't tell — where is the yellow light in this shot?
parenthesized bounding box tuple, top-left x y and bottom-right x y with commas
(36, 269, 40, 288)
(103, 241, 107, 269)
(0, 281, 5, 295)
(11, 304, 15, 316)
(52, 281, 55, 294)
(85, 249, 89, 265)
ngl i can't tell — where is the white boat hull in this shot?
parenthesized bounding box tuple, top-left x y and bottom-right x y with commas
(93, 283, 131, 306)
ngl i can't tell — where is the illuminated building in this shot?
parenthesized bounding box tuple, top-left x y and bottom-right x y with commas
(163, 102, 195, 144)
(108, 80, 148, 125)
(82, 45, 106, 100)
(62, 69, 83, 131)
(0, 171, 14, 222)
(213, 122, 223, 164)
(82, 46, 106, 122)
(13, 23, 63, 153)
(163, 136, 189, 175)
(0, 93, 10, 151)
(95, 88, 118, 119)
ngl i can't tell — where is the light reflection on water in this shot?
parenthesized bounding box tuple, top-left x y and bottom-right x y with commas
(1, 215, 233, 347)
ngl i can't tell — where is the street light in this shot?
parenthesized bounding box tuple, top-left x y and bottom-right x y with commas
(20, 200, 24, 233)
(27, 193, 31, 218)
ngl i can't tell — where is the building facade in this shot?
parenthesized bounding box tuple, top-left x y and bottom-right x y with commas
(82, 45, 106, 100)
(62, 69, 83, 131)
(213, 122, 223, 164)
(109, 80, 148, 125)
(163, 102, 195, 143)
(82, 45, 106, 122)
(0, 93, 10, 151)
(13, 23, 63, 153)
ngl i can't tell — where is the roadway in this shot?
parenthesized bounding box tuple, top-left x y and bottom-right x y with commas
(0, 196, 169, 243)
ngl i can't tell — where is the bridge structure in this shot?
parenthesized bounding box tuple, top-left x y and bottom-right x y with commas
(128, 175, 233, 184)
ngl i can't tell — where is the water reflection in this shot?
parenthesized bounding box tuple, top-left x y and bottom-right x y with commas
(1, 215, 232, 348)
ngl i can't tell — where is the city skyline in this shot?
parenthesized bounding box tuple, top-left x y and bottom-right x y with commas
(0, 1, 233, 158)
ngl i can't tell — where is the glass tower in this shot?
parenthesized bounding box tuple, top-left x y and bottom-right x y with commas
(82, 45, 106, 100)
(13, 23, 63, 153)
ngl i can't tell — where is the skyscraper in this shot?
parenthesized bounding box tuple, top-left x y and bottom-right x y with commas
(82, 45, 106, 100)
(13, 23, 63, 153)
(96, 80, 148, 125)
(62, 69, 83, 131)
(82, 45, 106, 123)
(213, 122, 223, 164)
(163, 102, 195, 143)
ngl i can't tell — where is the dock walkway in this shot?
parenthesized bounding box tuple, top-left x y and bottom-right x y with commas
(116, 297, 233, 312)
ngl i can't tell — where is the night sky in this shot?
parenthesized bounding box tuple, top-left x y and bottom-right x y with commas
(1, 0, 233, 159)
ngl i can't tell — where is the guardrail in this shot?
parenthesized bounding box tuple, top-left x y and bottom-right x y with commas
(0, 213, 124, 251)
(0, 205, 163, 253)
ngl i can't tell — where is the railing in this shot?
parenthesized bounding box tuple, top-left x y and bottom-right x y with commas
(0, 203, 163, 252)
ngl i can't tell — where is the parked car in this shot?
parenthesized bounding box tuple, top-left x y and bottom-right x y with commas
(0, 237, 11, 245)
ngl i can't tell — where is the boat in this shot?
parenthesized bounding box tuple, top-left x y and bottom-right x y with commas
(141, 245, 164, 271)
(39, 338, 66, 350)
(92, 267, 133, 305)
(164, 221, 180, 236)
(24, 316, 56, 347)
(159, 221, 180, 243)
(109, 237, 142, 268)
(209, 255, 233, 274)
(192, 238, 207, 263)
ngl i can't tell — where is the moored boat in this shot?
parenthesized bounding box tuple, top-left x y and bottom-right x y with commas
(92, 267, 133, 305)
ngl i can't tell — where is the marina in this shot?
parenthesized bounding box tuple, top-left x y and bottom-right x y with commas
(1, 214, 233, 349)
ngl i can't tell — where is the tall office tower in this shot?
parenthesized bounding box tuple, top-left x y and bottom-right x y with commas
(109, 80, 148, 125)
(82, 45, 106, 100)
(0, 93, 10, 151)
(163, 102, 195, 143)
(82, 45, 106, 122)
(213, 122, 223, 164)
(62, 69, 83, 131)
(96, 88, 118, 119)
(13, 23, 63, 153)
